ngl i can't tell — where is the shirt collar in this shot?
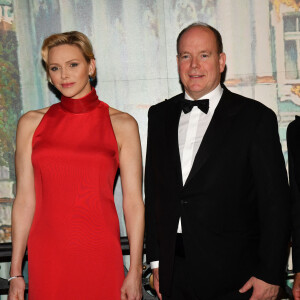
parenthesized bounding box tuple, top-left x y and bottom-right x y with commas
(184, 84, 223, 114)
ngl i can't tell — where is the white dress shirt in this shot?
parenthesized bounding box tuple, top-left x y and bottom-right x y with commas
(150, 84, 223, 269)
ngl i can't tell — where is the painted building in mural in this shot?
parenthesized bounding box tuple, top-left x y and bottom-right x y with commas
(0, 0, 20, 244)
(272, 0, 300, 151)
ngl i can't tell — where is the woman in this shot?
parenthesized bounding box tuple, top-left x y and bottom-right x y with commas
(8, 31, 144, 300)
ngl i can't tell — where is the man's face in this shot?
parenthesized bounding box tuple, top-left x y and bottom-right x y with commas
(177, 26, 226, 100)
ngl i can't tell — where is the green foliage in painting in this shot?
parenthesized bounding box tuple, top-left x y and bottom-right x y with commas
(0, 30, 22, 180)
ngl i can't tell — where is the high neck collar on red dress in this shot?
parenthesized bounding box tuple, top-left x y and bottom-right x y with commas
(60, 88, 100, 114)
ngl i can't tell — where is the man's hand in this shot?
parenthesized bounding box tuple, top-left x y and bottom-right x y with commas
(152, 268, 162, 300)
(293, 272, 300, 300)
(239, 276, 279, 300)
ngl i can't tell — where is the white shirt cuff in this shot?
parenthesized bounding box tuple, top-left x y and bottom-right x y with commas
(150, 261, 159, 269)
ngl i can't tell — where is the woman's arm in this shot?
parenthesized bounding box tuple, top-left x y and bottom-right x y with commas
(111, 109, 144, 300)
(9, 111, 44, 300)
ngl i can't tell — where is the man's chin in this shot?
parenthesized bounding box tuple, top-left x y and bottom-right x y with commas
(185, 89, 206, 100)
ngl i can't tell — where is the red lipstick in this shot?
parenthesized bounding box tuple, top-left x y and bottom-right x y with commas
(62, 83, 75, 88)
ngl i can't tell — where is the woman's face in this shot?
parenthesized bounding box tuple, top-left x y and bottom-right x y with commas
(48, 44, 95, 99)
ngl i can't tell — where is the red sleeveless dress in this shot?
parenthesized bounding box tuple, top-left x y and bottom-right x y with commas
(28, 88, 124, 299)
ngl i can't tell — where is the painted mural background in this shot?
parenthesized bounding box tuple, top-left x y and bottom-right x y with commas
(0, 0, 300, 298)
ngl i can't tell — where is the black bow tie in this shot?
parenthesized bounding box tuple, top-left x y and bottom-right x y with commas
(180, 99, 209, 114)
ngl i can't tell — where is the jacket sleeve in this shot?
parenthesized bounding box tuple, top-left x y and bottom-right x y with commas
(251, 108, 291, 285)
(145, 106, 160, 264)
(287, 122, 300, 272)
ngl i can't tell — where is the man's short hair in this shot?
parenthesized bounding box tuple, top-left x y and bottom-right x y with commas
(176, 22, 223, 54)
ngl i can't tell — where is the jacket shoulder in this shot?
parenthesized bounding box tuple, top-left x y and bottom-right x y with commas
(287, 116, 300, 133)
(223, 87, 276, 119)
(148, 93, 183, 117)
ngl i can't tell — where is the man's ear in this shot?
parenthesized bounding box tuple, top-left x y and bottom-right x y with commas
(176, 55, 180, 73)
(219, 52, 226, 73)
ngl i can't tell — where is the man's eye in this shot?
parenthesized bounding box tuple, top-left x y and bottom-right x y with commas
(70, 63, 78, 68)
(201, 54, 209, 59)
(180, 54, 190, 60)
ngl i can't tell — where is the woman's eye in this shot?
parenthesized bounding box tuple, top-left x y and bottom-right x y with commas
(50, 66, 59, 71)
(70, 63, 78, 68)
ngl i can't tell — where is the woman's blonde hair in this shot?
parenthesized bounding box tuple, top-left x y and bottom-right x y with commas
(41, 31, 96, 79)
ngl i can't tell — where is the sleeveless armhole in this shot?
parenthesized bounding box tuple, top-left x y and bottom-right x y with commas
(32, 104, 58, 149)
(101, 101, 120, 166)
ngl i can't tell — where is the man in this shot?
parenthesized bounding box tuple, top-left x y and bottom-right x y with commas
(145, 22, 290, 300)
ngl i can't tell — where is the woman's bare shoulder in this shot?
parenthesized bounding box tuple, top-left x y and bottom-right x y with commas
(109, 107, 138, 130)
(109, 107, 140, 149)
(17, 107, 50, 136)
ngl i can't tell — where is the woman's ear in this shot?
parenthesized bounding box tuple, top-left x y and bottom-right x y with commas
(89, 59, 96, 77)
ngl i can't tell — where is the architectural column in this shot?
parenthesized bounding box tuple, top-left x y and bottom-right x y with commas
(253, 0, 274, 82)
(217, 0, 253, 86)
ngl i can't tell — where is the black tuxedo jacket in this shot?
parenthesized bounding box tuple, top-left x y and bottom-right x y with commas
(145, 86, 290, 299)
(287, 116, 300, 272)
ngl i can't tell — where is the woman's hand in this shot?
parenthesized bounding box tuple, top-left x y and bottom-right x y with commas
(120, 269, 142, 300)
(110, 111, 144, 299)
(8, 277, 25, 300)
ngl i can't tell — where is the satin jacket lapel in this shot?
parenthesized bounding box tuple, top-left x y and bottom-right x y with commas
(165, 94, 184, 188)
(184, 88, 237, 186)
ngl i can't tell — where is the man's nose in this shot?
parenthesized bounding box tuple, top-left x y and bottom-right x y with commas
(191, 56, 200, 68)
